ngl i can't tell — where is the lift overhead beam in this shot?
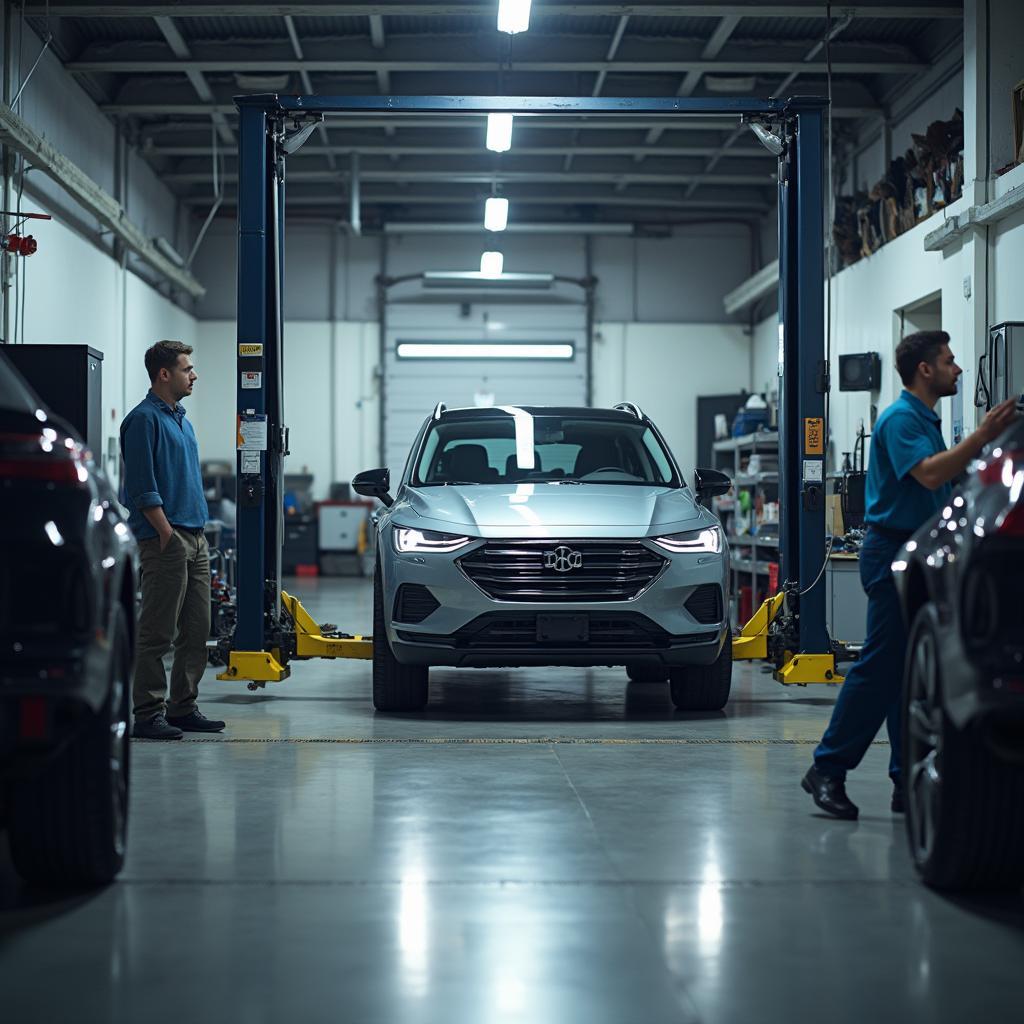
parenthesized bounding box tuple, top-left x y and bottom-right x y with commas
(221, 92, 837, 687)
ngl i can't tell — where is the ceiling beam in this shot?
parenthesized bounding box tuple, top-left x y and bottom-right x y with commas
(154, 144, 773, 158)
(153, 16, 234, 144)
(164, 169, 774, 186)
(67, 58, 925, 75)
(25, 5, 966, 21)
(683, 12, 857, 200)
(184, 192, 772, 212)
(100, 105, 881, 125)
(644, 13, 742, 153)
(567, 13, 630, 170)
(283, 13, 336, 167)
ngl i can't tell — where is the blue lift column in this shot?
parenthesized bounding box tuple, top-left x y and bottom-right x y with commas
(224, 95, 290, 681)
(776, 97, 839, 684)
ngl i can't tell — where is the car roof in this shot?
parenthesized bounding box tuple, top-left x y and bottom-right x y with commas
(436, 406, 642, 422)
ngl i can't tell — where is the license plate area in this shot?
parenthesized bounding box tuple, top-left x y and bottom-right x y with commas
(536, 614, 589, 643)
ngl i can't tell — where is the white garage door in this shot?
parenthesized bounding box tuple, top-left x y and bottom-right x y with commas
(383, 302, 588, 474)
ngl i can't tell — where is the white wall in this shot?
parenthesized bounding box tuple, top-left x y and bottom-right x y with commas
(193, 320, 380, 499)
(10, 216, 196, 480)
(592, 322, 751, 478)
(752, 162, 1024, 466)
(190, 221, 757, 325)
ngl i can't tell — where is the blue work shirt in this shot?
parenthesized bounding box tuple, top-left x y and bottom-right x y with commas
(120, 390, 208, 540)
(864, 390, 952, 533)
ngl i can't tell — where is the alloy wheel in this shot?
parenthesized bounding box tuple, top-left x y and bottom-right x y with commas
(906, 626, 943, 865)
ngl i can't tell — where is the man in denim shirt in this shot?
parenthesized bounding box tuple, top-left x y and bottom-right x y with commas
(802, 331, 1016, 818)
(121, 340, 225, 739)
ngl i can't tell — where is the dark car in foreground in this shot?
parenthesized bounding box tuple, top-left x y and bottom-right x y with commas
(893, 419, 1024, 890)
(0, 350, 137, 886)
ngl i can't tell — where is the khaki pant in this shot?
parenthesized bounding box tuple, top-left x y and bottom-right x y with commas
(133, 528, 211, 721)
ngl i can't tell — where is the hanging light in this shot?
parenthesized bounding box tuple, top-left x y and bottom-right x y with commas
(484, 197, 509, 232)
(497, 0, 532, 34)
(486, 113, 514, 153)
(480, 251, 504, 278)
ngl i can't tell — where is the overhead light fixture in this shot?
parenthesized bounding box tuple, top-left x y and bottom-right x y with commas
(486, 112, 514, 153)
(397, 342, 573, 360)
(484, 197, 509, 232)
(497, 0, 532, 34)
(480, 251, 504, 277)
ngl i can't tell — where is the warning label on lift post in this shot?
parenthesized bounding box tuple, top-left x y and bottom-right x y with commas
(804, 417, 824, 455)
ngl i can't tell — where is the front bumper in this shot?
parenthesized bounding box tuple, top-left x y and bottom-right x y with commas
(381, 535, 729, 669)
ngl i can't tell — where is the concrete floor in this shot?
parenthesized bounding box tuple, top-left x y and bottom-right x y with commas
(2, 576, 1022, 1023)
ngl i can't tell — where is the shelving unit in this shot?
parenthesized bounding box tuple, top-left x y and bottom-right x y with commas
(712, 430, 780, 627)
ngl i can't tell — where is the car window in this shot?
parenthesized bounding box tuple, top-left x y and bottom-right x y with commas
(413, 412, 679, 487)
(0, 351, 42, 416)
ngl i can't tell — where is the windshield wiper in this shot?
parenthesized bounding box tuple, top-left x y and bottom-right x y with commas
(551, 478, 584, 485)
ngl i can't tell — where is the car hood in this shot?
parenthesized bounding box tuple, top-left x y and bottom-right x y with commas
(395, 483, 712, 539)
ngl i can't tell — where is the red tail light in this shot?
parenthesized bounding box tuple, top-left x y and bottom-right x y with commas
(997, 503, 1024, 537)
(978, 449, 1024, 486)
(0, 432, 89, 486)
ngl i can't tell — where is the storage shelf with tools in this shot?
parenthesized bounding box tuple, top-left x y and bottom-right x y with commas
(712, 430, 780, 628)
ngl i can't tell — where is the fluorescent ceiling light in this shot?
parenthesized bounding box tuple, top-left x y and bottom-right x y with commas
(484, 196, 509, 232)
(397, 343, 574, 360)
(480, 250, 504, 277)
(486, 113, 514, 153)
(497, 0, 532, 34)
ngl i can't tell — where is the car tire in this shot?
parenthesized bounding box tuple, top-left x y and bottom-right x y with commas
(903, 603, 1024, 891)
(668, 630, 732, 711)
(372, 561, 429, 712)
(9, 604, 131, 887)
(626, 663, 668, 683)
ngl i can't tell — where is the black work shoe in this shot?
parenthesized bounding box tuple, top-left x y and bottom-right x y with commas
(801, 765, 859, 820)
(167, 709, 225, 733)
(891, 783, 905, 814)
(133, 713, 183, 740)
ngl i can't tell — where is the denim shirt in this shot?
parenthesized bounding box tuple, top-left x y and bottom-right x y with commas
(120, 390, 209, 540)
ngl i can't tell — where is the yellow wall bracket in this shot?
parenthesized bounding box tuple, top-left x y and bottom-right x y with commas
(774, 653, 844, 685)
(282, 591, 374, 661)
(732, 592, 786, 661)
(217, 650, 290, 683)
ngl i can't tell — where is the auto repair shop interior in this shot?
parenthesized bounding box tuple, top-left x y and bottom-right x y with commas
(1, 2, 1024, 1022)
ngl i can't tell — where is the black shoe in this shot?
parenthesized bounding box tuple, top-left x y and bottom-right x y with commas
(167, 708, 226, 733)
(133, 713, 183, 740)
(891, 782, 905, 814)
(801, 765, 859, 820)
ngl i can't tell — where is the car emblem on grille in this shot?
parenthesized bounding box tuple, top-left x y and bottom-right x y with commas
(544, 546, 583, 572)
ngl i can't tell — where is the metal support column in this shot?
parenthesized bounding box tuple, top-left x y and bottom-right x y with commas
(234, 98, 272, 654)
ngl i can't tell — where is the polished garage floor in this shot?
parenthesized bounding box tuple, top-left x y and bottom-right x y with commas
(2, 577, 1022, 1023)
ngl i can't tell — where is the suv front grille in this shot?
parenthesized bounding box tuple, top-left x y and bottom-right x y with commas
(458, 540, 667, 602)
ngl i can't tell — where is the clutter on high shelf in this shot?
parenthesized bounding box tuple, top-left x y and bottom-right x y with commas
(832, 108, 964, 269)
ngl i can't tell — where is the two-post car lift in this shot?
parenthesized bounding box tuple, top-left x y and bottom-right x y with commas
(216, 93, 842, 689)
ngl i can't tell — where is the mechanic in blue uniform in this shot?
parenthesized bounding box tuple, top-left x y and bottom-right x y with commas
(802, 331, 1018, 819)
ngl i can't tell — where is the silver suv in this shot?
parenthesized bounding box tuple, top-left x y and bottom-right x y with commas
(353, 404, 732, 713)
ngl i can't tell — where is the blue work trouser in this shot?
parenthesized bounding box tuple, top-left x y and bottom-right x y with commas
(814, 529, 907, 782)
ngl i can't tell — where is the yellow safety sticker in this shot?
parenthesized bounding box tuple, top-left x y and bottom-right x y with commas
(804, 417, 824, 455)
(239, 343, 264, 356)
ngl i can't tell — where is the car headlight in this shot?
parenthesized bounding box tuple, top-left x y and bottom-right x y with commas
(394, 527, 472, 553)
(652, 526, 722, 554)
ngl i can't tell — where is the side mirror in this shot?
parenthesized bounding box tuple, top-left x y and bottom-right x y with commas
(694, 467, 732, 501)
(352, 467, 394, 508)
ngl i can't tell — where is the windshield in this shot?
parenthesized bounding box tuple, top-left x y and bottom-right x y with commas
(413, 412, 680, 487)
